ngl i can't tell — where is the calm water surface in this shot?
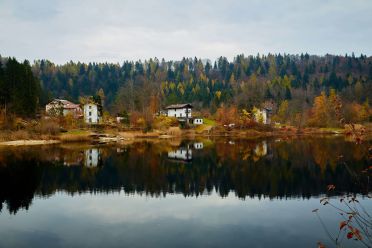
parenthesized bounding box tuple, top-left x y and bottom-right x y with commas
(0, 137, 370, 247)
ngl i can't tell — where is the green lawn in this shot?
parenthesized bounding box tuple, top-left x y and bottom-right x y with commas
(203, 118, 216, 126)
(194, 118, 216, 133)
(64, 130, 91, 135)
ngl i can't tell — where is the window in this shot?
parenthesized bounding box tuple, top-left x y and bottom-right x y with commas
(89, 111, 92, 116)
(89, 118, 92, 123)
(89, 106, 92, 109)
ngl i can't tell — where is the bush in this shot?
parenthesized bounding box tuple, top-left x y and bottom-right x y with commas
(153, 116, 178, 130)
(35, 118, 61, 135)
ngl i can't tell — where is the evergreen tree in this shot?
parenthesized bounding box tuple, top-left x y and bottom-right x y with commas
(285, 86, 292, 100)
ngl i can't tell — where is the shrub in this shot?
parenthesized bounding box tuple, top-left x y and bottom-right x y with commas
(35, 118, 61, 135)
(153, 116, 178, 130)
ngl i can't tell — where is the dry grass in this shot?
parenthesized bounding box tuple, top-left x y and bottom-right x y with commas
(118, 131, 136, 139)
(0, 130, 32, 141)
(59, 131, 92, 142)
(118, 131, 161, 138)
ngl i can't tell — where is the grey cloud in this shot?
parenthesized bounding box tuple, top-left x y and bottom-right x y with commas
(0, 0, 371, 64)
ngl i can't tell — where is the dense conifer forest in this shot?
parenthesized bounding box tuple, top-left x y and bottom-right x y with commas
(0, 58, 41, 117)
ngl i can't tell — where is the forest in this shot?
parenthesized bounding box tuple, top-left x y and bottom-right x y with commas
(0, 58, 41, 117)
(0, 53, 371, 127)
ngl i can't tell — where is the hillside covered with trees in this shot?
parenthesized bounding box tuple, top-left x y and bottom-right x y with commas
(0, 53, 371, 127)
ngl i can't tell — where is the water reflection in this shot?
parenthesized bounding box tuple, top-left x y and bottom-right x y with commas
(193, 142, 203, 149)
(168, 144, 193, 162)
(84, 148, 101, 167)
(254, 140, 267, 157)
(167, 142, 205, 162)
(0, 137, 370, 215)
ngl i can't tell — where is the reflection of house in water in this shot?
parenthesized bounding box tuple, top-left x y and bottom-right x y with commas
(167, 142, 205, 163)
(63, 152, 84, 166)
(193, 143, 203, 149)
(46, 149, 83, 166)
(254, 141, 267, 157)
(253, 141, 273, 161)
(116, 148, 126, 153)
(84, 148, 101, 167)
(168, 148, 192, 162)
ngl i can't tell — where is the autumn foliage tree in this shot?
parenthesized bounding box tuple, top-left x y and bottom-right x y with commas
(216, 105, 239, 126)
(308, 90, 342, 127)
(344, 101, 370, 123)
(272, 100, 289, 124)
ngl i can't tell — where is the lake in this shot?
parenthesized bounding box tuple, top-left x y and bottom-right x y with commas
(0, 137, 370, 247)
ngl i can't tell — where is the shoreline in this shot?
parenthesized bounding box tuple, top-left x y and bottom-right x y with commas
(0, 140, 61, 146)
(0, 127, 368, 147)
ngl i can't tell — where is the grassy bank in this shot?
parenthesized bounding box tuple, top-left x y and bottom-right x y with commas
(0, 121, 370, 146)
(59, 130, 92, 142)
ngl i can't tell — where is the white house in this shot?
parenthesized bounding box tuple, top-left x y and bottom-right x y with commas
(193, 118, 203, 125)
(193, 142, 204, 149)
(84, 103, 101, 124)
(116, 116, 124, 123)
(253, 107, 271, 125)
(46, 99, 82, 118)
(165, 103, 192, 120)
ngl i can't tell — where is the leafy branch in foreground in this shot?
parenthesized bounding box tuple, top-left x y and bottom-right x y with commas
(313, 145, 372, 248)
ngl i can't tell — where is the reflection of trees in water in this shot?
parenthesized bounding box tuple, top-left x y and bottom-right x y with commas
(0, 138, 370, 214)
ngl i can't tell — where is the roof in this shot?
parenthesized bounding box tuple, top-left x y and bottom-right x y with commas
(47, 99, 81, 109)
(165, 103, 193, 109)
(262, 101, 274, 111)
(84, 102, 98, 106)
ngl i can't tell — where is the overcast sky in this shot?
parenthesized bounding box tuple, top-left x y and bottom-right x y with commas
(0, 0, 371, 64)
